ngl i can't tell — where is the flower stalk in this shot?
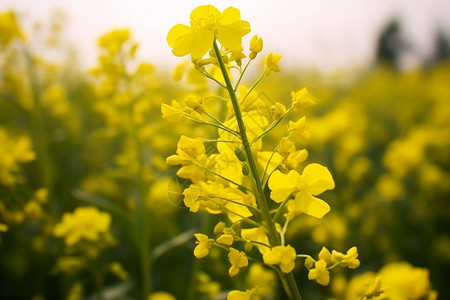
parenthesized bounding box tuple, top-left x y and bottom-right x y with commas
(213, 40, 302, 300)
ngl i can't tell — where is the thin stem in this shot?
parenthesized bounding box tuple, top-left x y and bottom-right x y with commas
(193, 163, 250, 192)
(213, 40, 302, 300)
(234, 59, 252, 91)
(280, 219, 289, 246)
(272, 195, 292, 224)
(239, 66, 268, 106)
(199, 69, 227, 88)
(261, 145, 280, 185)
(184, 113, 240, 138)
(250, 106, 295, 147)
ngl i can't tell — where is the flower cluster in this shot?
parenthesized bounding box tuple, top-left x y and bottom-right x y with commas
(53, 206, 112, 247)
(164, 5, 350, 299)
(305, 246, 360, 286)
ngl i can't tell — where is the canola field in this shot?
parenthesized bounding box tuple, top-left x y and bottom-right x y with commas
(1, 6, 449, 300)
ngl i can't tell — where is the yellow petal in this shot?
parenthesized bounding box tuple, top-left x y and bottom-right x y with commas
(220, 7, 241, 24)
(302, 163, 335, 195)
(268, 170, 301, 203)
(294, 192, 330, 219)
(167, 24, 191, 47)
(216, 20, 251, 50)
(190, 5, 221, 27)
(173, 30, 214, 58)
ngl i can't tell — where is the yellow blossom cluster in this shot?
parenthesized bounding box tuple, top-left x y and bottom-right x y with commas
(53, 206, 112, 247)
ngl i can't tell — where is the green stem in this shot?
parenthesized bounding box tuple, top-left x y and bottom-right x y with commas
(239, 67, 268, 106)
(213, 41, 301, 300)
(234, 58, 252, 91)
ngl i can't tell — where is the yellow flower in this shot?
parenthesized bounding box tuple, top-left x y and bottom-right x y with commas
(227, 289, 257, 300)
(0, 128, 36, 186)
(0, 11, 25, 47)
(184, 95, 203, 112)
(331, 247, 360, 269)
(166, 135, 206, 166)
(98, 29, 130, 56)
(268, 164, 335, 219)
(217, 234, 234, 246)
(318, 247, 333, 264)
(277, 137, 308, 171)
(264, 52, 282, 73)
(287, 116, 310, 141)
(308, 259, 330, 286)
(228, 247, 248, 277)
(249, 35, 263, 59)
(270, 102, 287, 119)
(167, 5, 250, 58)
(148, 291, 176, 300)
(291, 88, 316, 109)
(193, 233, 214, 258)
(53, 206, 111, 246)
(161, 100, 186, 124)
(241, 227, 270, 254)
(262, 245, 296, 273)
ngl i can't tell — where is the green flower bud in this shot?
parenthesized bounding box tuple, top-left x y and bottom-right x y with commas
(242, 163, 250, 175)
(234, 147, 247, 162)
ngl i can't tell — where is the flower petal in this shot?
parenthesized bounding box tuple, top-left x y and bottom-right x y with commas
(172, 30, 214, 58)
(220, 7, 241, 24)
(302, 163, 335, 195)
(190, 5, 221, 27)
(167, 24, 191, 48)
(269, 170, 301, 203)
(216, 20, 251, 50)
(294, 191, 330, 219)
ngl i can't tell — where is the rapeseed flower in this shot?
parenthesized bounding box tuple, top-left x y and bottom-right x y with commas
(167, 5, 250, 58)
(264, 52, 282, 73)
(287, 116, 310, 141)
(0, 11, 25, 47)
(193, 233, 214, 258)
(308, 259, 330, 286)
(228, 247, 248, 277)
(331, 247, 360, 269)
(268, 163, 335, 219)
(53, 206, 111, 246)
(148, 291, 176, 300)
(262, 245, 296, 273)
(291, 88, 316, 109)
(249, 35, 263, 59)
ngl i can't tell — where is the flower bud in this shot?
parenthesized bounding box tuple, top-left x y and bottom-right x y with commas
(234, 147, 247, 162)
(242, 163, 250, 175)
(249, 35, 263, 60)
(291, 88, 316, 109)
(214, 221, 226, 235)
(270, 102, 287, 119)
(184, 95, 203, 111)
(166, 155, 185, 166)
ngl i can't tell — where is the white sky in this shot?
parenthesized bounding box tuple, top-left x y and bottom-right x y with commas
(2, 0, 450, 73)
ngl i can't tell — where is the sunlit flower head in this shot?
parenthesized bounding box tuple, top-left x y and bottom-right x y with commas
(167, 5, 250, 58)
(262, 245, 297, 273)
